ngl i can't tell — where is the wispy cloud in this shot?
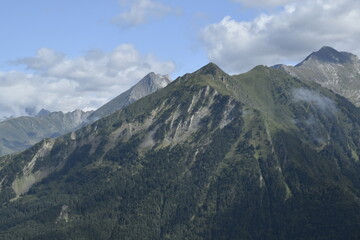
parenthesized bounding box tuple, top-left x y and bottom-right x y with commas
(201, 0, 360, 73)
(231, 0, 295, 7)
(293, 88, 337, 114)
(292, 88, 336, 146)
(112, 0, 181, 29)
(0, 44, 175, 118)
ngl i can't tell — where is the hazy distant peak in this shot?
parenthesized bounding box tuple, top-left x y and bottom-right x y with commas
(85, 72, 171, 124)
(136, 72, 171, 89)
(271, 64, 287, 69)
(35, 108, 51, 117)
(129, 72, 171, 100)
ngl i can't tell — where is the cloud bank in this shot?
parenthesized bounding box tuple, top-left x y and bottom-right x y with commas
(201, 0, 360, 73)
(0, 45, 174, 119)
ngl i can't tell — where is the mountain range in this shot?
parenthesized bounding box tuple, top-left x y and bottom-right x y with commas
(1, 48, 360, 239)
(0, 73, 170, 156)
(3, 46, 358, 157)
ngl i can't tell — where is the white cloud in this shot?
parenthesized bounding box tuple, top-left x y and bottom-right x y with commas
(201, 0, 360, 73)
(0, 44, 175, 119)
(113, 0, 180, 28)
(232, 0, 295, 7)
(13, 48, 64, 70)
(293, 88, 337, 114)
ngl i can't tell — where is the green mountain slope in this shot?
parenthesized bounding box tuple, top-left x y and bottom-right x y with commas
(1, 63, 360, 239)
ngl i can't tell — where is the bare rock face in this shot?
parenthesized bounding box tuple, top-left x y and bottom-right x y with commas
(276, 46, 360, 106)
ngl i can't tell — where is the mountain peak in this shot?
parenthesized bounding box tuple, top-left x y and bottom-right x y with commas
(196, 62, 226, 76)
(278, 47, 360, 106)
(85, 72, 171, 124)
(132, 72, 171, 97)
(139, 72, 171, 88)
(299, 46, 356, 65)
(35, 108, 51, 117)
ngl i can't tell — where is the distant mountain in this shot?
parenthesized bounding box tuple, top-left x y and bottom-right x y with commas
(35, 108, 51, 117)
(276, 46, 360, 106)
(0, 109, 92, 156)
(0, 73, 170, 156)
(85, 72, 170, 124)
(0, 109, 50, 123)
(1, 63, 360, 239)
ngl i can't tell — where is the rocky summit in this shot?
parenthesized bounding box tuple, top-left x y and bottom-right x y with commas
(1, 62, 360, 239)
(276, 46, 360, 106)
(85, 72, 171, 124)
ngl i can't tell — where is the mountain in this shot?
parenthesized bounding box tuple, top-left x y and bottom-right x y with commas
(0, 108, 51, 123)
(35, 109, 51, 117)
(85, 72, 171, 124)
(276, 46, 360, 106)
(1, 63, 360, 239)
(0, 73, 170, 157)
(0, 109, 92, 156)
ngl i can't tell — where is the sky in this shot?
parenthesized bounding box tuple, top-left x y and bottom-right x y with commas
(1, 0, 360, 118)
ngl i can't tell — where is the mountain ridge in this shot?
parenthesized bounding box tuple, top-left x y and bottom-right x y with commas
(1, 62, 360, 239)
(0, 109, 92, 156)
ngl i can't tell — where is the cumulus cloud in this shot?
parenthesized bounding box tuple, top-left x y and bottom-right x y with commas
(13, 48, 64, 70)
(201, 0, 360, 73)
(0, 44, 175, 119)
(113, 0, 181, 28)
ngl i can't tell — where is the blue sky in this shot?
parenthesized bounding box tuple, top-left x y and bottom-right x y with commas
(0, 0, 260, 76)
(1, 0, 360, 118)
